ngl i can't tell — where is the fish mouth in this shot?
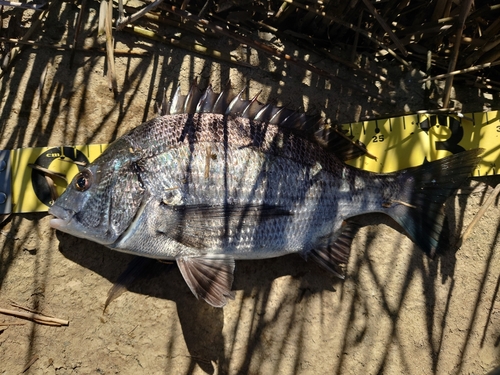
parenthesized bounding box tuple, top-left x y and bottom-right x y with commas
(48, 205, 75, 231)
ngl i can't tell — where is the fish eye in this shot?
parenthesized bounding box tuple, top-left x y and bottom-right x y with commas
(74, 170, 92, 192)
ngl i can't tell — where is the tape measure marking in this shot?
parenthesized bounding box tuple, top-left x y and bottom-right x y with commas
(344, 111, 500, 176)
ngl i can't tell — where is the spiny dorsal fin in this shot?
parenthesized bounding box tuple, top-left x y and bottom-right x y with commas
(157, 82, 368, 161)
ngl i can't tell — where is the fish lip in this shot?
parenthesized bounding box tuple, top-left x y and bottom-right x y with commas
(48, 205, 75, 230)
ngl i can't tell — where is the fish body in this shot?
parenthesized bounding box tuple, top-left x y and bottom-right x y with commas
(49, 84, 482, 307)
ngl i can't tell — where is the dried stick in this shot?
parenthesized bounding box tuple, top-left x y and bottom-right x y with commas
(0, 307, 69, 326)
(0, 37, 149, 55)
(163, 5, 381, 98)
(0, 0, 45, 10)
(420, 60, 500, 83)
(22, 355, 39, 373)
(126, 25, 253, 67)
(280, 0, 409, 66)
(442, 0, 474, 107)
(105, 0, 117, 95)
(27, 163, 67, 181)
(70, 0, 87, 69)
(457, 183, 500, 249)
(116, 0, 164, 30)
(361, 0, 407, 56)
(0, 213, 11, 224)
(0, 6, 50, 79)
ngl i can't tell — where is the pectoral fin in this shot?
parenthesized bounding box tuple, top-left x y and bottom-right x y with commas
(176, 255, 235, 307)
(308, 221, 360, 278)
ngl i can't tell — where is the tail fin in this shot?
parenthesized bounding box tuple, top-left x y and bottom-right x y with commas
(386, 149, 482, 258)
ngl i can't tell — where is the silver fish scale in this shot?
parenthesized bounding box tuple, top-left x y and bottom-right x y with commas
(113, 113, 395, 259)
(126, 113, 338, 172)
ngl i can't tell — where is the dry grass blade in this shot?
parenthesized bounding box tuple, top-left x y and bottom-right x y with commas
(98, 0, 107, 36)
(456, 183, 500, 249)
(126, 25, 252, 67)
(44, 175, 59, 202)
(27, 164, 67, 181)
(0, 321, 25, 326)
(0, 36, 149, 56)
(165, 5, 381, 98)
(35, 62, 49, 108)
(105, 0, 117, 95)
(0, 0, 45, 10)
(22, 355, 39, 373)
(0, 307, 69, 326)
(70, 0, 87, 69)
(0, 213, 11, 224)
(420, 60, 500, 83)
(361, 0, 407, 56)
(0, 6, 50, 79)
(442, 0, 474, 108)
(57, 158, 87, 167)
(280, 0, 409, 67)
(116, 0, 164, 30)
(9, 300, 58, 318)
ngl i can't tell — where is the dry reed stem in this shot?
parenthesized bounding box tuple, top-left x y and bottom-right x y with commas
(116, 0, 164, 30)
(442, 0, 474, 108)
(22, 355, 39, 373)
(457, 183, 500, 249)
(105, 0, 117, 95)
(420, 60, 500, 83)
(280, 0, 409, 67)
(361, 0, 407, 56)
(70, 0, 87, 69)
(0, 37, 150, 55)
(0, 6, 50, 79)
(164, 5, 380, 98)
(0, 307, 69, 326)
(126, 25, 253, 67)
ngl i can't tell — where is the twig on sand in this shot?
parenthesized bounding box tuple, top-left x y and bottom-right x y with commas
(0, 307, 69, 326)
(22, 355, 39, 373)
(457, 183, 500, 249)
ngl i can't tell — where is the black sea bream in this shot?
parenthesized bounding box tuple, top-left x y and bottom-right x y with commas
(49, 84, 482, 307)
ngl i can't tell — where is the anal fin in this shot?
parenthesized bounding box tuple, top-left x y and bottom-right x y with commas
(308, 221, 360, 279)
(176, 255, 235, 307)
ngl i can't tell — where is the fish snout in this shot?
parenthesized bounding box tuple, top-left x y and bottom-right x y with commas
(48, 205, 75, 230)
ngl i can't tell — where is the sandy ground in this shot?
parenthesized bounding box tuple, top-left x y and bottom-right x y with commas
(1, 1, 500, 374)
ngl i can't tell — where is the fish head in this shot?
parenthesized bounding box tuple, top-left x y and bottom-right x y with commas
(49, 144, 145, 246)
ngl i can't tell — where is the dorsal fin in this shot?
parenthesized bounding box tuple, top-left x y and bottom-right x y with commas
(158, 82, 368, 161)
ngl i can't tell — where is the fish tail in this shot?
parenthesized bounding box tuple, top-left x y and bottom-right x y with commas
(386, 149, 483, 257)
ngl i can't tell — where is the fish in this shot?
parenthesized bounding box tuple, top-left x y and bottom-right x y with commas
(48, 82, 482, 307)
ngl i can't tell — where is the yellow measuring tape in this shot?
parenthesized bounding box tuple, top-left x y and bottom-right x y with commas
(344, 111, 500, 174)
(1, 111, 499, 214)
